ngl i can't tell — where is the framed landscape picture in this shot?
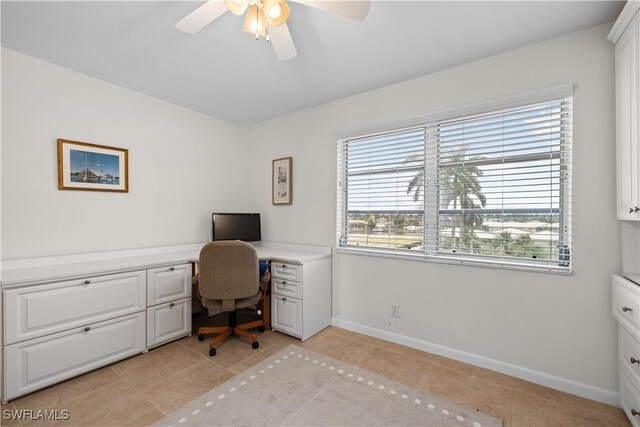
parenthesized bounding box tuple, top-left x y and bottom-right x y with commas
(57, 139, 129, 192)
(272, 157, 292, 205)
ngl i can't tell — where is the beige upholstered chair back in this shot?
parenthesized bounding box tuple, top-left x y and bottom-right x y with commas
(198, 241, 259, 305)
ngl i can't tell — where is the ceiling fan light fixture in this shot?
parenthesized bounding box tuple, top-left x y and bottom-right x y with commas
(225, 0, 250, 16)
(264, 0, 290, 26)
(242, 5, 267, 37)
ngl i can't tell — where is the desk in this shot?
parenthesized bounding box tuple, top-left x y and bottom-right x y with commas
(0, 241, 331, 402)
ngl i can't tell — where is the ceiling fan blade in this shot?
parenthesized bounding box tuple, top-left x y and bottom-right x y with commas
(291, 0, 370, 21)
(175, 1, 228, 34)
(268, 23, 297, 61)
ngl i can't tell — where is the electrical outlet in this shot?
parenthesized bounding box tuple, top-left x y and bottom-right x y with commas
(391, 304, 401, 318)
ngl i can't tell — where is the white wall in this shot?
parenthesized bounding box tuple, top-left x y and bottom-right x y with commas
(1, 48, 243, 259)
(243, 23, 621, 396)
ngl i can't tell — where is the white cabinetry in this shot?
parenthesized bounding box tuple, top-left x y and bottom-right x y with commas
(5, 312, 145, 400)
(146, 263, 192, 348)
(4, 271, 146, 345)
(612, 275, 640, 427)
(612, 5, 640, 220)
(270, 258, 331, 341)
(3, 263, 192, 401)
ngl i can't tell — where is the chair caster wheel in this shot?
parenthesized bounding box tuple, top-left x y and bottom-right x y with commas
(209, 347, 216, 357)
(198, 334, 204, 341)
(252, 341, 259, 349)
(258, 326, 265, 332)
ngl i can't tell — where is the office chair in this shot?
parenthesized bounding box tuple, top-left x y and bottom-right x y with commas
(194, 241, 266, 356)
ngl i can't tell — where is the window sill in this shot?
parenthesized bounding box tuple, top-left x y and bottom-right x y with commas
(335, 247, 573, 275)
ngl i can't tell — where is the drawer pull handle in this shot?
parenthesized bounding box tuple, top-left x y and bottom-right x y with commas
(84, 327, 90, 332)
(630, 207, 635, 214)
(623, 306, 633, 312)
(281, 264, 286, 268)
(84, 280, 91, 285)
(635, 206, 640, 213)
(632, 409, 639, 416)
(282, 281, 287, 285)
(282, 297, 287, 301)
(170, 267, 175, 271)
(170, 303, 175, 307)
(631, 357, 640, 365)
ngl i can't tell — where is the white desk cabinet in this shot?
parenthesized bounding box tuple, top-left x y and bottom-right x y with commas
(147, 264, 191, 306)
(2, 264, 192, 401)
(1, 241, 329, 402)
(612, 5, 640, 220)
(270, 257, 331, 341)
(4, 312, 145, 401)
(147, 297, 192, 348)
(146, 263, 192, 348)
(612, 274, 640, 426)
(4, 270, 146, 345)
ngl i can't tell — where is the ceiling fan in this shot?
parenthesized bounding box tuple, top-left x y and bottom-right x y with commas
(175, 0, 371, 61)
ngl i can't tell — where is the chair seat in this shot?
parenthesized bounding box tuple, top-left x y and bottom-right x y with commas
(202, 289, 262, 311)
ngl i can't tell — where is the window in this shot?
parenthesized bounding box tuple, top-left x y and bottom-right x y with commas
(337, 91, 572, 273)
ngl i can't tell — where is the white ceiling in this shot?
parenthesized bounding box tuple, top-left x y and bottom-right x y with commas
(1, 1, 624, 124)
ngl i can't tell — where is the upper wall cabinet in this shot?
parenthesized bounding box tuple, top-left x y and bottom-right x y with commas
(611, 3, 640, 220)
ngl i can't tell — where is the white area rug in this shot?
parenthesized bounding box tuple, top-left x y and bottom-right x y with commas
(155, 344, 502, 426)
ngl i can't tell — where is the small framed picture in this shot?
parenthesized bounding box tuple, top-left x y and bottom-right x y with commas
(272, 157, 292, 205)
(57, 139, 129, 192)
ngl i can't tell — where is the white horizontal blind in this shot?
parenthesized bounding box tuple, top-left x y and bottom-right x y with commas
(337, 92, 572, 273)
(337, 127, 426, 255)
(431, 97, 572, 271)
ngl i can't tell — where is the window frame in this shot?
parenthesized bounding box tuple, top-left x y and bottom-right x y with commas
(336, 85, 573, 274)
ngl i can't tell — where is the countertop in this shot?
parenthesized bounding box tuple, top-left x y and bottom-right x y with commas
(1, 242, 331, 288)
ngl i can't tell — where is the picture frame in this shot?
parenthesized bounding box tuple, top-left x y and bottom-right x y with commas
(57, 139, 129, 192)
(272, 157, 292, 205)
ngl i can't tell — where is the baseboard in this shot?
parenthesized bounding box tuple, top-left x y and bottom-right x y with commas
(331, 317, 619, 407)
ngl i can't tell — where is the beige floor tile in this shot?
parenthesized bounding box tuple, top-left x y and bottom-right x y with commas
(258, 330, 302, 348)
(473, 366, 563, 404)
(120, 407, 164, 426)
(513, 389, 589, 427)
(21, 379, 153, 427)
(13, 367, 121, 411)
(114, 343, 205, 390)
(302, 331, 375, 365)
(141, 361, 234, 414)
(419, 364, 467, 396)
(560, 392, 630, 426)
(357, 347, 433, 388)
(189, 336, 273, 369)
(332, 327, 477, 376)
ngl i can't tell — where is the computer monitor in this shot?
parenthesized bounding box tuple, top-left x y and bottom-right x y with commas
(211, 213, 261, 242)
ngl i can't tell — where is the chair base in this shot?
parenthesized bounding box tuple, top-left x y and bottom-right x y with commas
(197, 312, 264, 356)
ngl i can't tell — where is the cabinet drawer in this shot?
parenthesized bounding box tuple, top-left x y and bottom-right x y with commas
(4, 311, 145, 401)
(4, 270, 146, 345)
(612, 275, 640, 334)
(272, 294, 302, 338)
(147, 264, 192, 306)
(147, 298, 191, 348)
(620, 325, 640, 381)
(272, 278, 302, 299)
(619, 369, 640, 427)
(271, 262, 302, 282)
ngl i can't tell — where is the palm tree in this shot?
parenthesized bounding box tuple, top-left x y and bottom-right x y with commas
(406, 151, 487, 252)
(496, 231, 513, 256)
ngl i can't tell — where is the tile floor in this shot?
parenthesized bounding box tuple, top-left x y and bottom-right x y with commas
(2, 313, 631, 427)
